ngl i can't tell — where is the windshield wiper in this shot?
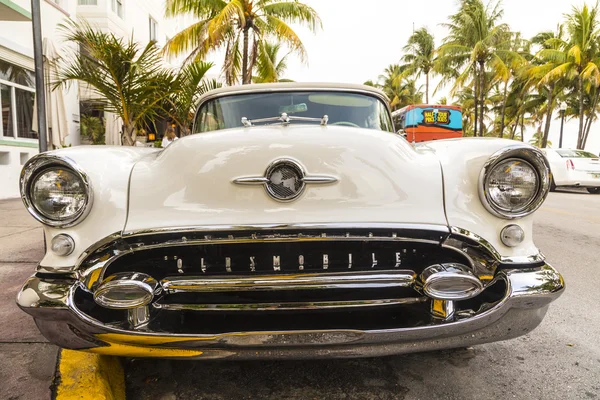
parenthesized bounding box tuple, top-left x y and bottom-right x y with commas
(241, 113, 329, 127)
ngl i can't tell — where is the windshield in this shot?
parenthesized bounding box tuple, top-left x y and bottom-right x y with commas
(556, 149, 598, 158)
(194, 91, 393, 133)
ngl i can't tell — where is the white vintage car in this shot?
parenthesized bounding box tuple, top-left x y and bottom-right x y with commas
(17, 83, 564, 359)
(540, 148, 600, 194)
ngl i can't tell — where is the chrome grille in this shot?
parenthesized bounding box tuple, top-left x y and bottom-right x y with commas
(267, 164, 303, 200)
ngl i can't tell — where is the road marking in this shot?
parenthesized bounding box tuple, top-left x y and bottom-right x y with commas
(539, 207, 600, 222)
(56, 349, 125, 400)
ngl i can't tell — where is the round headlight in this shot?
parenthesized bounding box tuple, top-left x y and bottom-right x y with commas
(485, 159, 538, 213)
(31, 168, 87, 221)
(479, 146, 550, 219)
(21, 155, 92, 228)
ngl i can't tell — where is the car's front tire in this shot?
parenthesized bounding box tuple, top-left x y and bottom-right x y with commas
(587, 187, 600, 194)
(550, 177, 557, 192)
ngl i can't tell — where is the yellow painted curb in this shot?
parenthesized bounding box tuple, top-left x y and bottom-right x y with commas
(56, 349, 125, 400)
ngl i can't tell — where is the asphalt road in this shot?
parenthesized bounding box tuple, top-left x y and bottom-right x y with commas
(126, 189, 600, 400)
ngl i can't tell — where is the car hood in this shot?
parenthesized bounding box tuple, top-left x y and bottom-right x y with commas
(124, 125, 447, 232)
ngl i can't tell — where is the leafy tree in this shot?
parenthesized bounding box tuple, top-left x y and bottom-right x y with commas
(253, 41, 291, 83)
(377, 64, 423, 111)
(438, 0, 516, 137)
(529, 126, 552, 147)
(538, 3, 600, 149)
(164, 0, 321, 85)
(56, 21, 174, 146)
(166, 61, 220, 136)
(529, 25, 568, 148)
(80, 115, 105, 145)
(401, 27, 436, 103)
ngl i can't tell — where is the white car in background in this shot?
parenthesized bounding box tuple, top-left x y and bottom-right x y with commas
(541, 148, 600, 194)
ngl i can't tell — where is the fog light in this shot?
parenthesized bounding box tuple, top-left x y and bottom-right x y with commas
(421, 263, 483, 300)
(500, 224, 525, 247)
(50, 234, 74, 256)
(94, 272, 159, 309)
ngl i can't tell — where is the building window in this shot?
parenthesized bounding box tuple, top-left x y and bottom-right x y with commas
(111, 0, 123, 18)
(0, 59, 36, 140)
(149, 17, 157, 41)
(78, 0, 97, 5)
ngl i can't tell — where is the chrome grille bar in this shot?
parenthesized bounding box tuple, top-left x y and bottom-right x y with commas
(161, 270, 416, 294)
(153, 297, 428, 312)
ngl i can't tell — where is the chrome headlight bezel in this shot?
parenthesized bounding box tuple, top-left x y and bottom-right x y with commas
(478, 145, 550, 219)
(20, 154, 93, 228)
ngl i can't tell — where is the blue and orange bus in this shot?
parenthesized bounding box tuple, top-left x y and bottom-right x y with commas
(392, 104, 463, 143)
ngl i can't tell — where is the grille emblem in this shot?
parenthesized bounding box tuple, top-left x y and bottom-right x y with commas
(232, 158, 338, 202)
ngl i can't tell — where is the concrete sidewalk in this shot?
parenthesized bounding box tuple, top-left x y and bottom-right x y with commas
(0, 198, 58, 400)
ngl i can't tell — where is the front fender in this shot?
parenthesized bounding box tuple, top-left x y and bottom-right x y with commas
(25, 146, 159, 271)
(422, 138, 543, 262)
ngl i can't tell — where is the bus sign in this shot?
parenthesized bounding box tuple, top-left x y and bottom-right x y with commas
(392, 105, 463, 143)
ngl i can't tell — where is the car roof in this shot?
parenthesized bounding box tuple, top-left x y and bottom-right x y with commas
(195, 82, 390, 106)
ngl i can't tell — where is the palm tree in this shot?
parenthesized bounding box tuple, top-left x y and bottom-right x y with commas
(495, 32, 530, 138)
(538, 4, 600, 149)
(56, 22, 175, 146)
(166, 61, 220, 136)
(164, 0, 321, 85)
(401, 27, 436, 103)
(253, 41, 291, 83)
(378, 64, 423, 111)
(529, 127, 552, 147)
(438, 0, 516, 137)
(529, 25, 568, 148)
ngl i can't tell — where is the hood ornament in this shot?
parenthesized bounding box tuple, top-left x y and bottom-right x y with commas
(233, 158, 338, 202)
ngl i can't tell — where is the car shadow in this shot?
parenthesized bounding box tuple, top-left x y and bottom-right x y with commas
(124, 347, 486, 400)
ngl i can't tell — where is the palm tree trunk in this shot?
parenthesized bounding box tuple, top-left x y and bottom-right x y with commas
(242, 27, 250, 84)
(541, 84, 554, 148)
(509, 119, 518, 140)
(425, 73, 429, 104)
(498, 79, 509, 138)
(473, 65, 479, 137)
(478, 60, 485, 137)
(577, 75, 585, 149)
(520, 114, 525, 142)
(122, 123, 135, 146)
(582, 86, 600, 149)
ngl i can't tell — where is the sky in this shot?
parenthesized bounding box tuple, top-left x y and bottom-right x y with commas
(203, 0, 598, 153)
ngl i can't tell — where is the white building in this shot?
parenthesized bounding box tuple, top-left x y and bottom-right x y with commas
(0, 0, 187, 199)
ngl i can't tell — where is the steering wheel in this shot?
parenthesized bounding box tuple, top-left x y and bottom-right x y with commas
(330, 121, 360, 127)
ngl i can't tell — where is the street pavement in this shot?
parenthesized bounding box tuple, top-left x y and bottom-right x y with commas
(0, 199, 58, 400)
(0, 190, 598, 400)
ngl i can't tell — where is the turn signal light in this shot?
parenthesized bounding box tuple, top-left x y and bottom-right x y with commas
(421, 264, 483, 301)
(94, 273, 160, 309)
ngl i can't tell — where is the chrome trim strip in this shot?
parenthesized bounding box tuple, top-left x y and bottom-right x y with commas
(478, 145, 551, 219)
(122, 223, 451, 237)
(20, 154, 94, 228)
(153, 297, 428, 312)
(232, 158, 338, 202)
(161, 270, 417, 294)
(232, 177, 269, 185)
(447, 226, 545, 264)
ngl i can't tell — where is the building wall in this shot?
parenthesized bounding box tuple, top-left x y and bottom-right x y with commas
(0, 143, 38, 199)
(0, 0, 192, 198)
(0, 0, 81, 199)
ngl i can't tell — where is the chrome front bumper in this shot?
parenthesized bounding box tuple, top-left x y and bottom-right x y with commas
(17, 265, 564, 359)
